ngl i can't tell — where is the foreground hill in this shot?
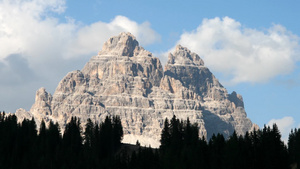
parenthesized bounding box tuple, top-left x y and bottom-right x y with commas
(16, 32, 257, 147)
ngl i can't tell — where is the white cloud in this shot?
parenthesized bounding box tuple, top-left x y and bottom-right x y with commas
(0, 0, 160, 64)
(173, 17, 300, 85)
(267, 116, 297, 144)
(64, 15, 161, 59)
(0, 0, 160, 112)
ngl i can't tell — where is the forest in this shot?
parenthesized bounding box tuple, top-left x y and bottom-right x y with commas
(0, 111, 299, 169)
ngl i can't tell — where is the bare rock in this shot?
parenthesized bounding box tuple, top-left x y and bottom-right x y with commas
(15, 32, 256, 147)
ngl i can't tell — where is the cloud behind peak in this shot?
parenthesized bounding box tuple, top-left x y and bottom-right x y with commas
(174, 17, 300, 85)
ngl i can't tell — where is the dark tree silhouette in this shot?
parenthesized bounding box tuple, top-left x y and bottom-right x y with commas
(62, 117, 83, 169)
(288, 128, 300, 168)
(0, 111, 295, 169)
(160, 118, 171, 151)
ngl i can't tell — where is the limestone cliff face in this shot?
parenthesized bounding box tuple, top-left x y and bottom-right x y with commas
(15, 32, 256, 147)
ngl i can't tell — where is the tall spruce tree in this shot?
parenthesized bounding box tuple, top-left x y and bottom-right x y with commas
(160, 118, 171, 151)
(112, 115, 123, 149)
(288, 128, 300, 168)
(62, 117, 83, 169)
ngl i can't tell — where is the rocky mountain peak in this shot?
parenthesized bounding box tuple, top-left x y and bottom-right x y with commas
(228, 91, 244, 108)
(34, 87, 52, 104)
(167, 44, 204, 66)
(99, 32, 139, 57)
(15, 32, 256, 148)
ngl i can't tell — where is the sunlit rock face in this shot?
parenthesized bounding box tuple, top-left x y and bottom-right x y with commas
(15, 32, 257, 148)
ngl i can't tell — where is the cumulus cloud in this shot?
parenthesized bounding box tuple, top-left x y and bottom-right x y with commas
(0, 0, 160, 112)
(64, 15, 161, 59)
(0, 0, 160, 63)
(0, 54, 38, 85)
(173, 17, 300, 85)
(267, 116, 297, 144)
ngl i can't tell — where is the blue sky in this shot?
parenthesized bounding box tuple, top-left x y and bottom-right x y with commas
(1, 0, 300, 142)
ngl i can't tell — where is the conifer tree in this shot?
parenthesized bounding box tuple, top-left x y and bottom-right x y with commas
(209, 133, 225, 169)
(62, 117, 83, 168)
(160, 118, 171, 151)
(84, 118, 94, 148)
(288, 128, 300, 167)
(112, 115, 123, 149)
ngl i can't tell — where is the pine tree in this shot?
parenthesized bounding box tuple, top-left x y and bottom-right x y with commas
(84, 118, 94, 148)
(288, 128, 300, 168)
(160, 118, 171, 151)
(209, 133, 225, 169)
(37, 120, 47, 168)
(170, 115, 182, 150)
(99, 116, 113, 159)
(83, 118, 96, 168)
(258, 124, 288, 169)
(223, 131, 241, 169)
(112, 115, 123, 149)
(62, 117, 83, 168)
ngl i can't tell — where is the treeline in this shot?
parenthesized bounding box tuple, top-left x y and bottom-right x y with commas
(0, 112, 123, 169)
(1, 111, 300, 169)
(158, 116, 290, 169)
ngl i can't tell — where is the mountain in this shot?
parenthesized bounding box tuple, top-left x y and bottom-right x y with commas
(15, 32, 257, 147)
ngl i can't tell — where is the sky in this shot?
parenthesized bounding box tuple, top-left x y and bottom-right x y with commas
(1, 0, 300, 142)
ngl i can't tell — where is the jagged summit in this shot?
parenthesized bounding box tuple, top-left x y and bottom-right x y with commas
(15, 32, 256, 147)
(99, 32, 152, 58)
(168, 45, 205, 66)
